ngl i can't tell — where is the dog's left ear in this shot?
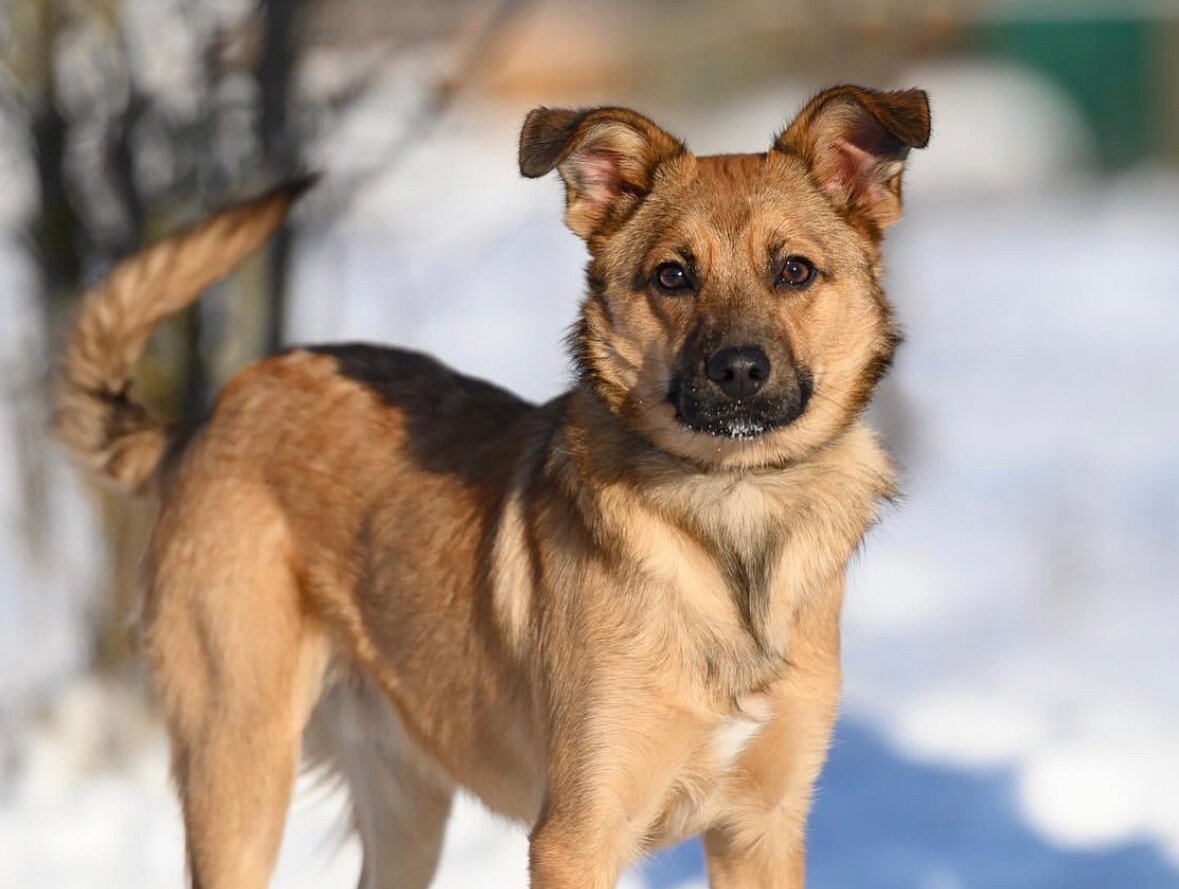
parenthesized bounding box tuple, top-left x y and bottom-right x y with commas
(775, 85, 930, 231)
(519, 106, 685, 240)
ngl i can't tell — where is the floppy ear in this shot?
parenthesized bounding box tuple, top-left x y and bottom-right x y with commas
(775, 85, 930, 231)
(519, 106, 686, 240)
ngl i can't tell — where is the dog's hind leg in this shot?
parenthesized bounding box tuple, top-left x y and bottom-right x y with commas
(305, 676, 455, 889)
(143, 488, 328, 889)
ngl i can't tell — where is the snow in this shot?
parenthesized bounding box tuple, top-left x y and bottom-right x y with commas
(840, 179, 1179, 876)
(3, 62, 1179, 888)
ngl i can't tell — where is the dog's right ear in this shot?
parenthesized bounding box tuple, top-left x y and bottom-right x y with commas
(519, 106, 685, 240)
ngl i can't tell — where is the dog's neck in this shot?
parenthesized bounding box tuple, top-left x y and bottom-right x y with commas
(553, 386, 897, 661)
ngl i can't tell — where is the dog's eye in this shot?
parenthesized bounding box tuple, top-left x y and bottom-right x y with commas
(777, 256, 816, 288)
(654, 262, 691, 292)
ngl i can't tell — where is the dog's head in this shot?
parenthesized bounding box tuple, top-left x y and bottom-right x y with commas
(520, 85, 930, 469)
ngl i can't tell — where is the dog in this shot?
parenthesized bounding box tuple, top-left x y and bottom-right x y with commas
(53, 84, 929, 888)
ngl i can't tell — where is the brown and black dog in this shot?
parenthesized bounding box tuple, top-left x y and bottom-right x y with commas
(54, 84, 929, 888)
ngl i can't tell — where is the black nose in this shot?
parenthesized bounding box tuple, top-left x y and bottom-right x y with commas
(705, 346, 771, 400)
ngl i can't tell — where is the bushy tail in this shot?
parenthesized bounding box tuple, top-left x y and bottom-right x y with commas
(53, 177, 314, 494)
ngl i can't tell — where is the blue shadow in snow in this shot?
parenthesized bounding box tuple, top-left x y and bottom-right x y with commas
(638, 719, 1179, 889)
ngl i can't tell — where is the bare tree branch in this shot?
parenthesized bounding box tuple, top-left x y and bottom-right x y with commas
(306, 0, 532, 234)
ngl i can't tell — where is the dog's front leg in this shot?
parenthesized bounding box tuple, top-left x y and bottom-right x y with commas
(703, 583, 844, 889)
(529, 809, 625, 889)
(702, 674, 840, 888)
(528, 701, 705, 889)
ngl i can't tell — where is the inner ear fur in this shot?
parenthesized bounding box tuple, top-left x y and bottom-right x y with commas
(776, 85, 930, 231)
(519, 106, 686, 240)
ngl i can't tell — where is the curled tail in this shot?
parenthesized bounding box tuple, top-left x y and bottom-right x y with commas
(53, 177, 315, 494)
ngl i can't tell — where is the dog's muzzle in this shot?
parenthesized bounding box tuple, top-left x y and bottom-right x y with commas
(669, 345, 812, 440)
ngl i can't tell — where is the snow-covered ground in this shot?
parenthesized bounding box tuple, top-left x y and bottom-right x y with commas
(3, 67, 1178, 888)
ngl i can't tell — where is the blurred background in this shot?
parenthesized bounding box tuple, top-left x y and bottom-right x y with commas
(2, 0, 1178, 886)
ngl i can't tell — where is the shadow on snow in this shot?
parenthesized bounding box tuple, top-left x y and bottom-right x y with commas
(638, 718, 1179, 889)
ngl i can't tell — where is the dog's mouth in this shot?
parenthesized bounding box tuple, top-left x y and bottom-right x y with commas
(667, 372, 813, 440)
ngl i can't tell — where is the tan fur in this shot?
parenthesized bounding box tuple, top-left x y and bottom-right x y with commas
(54, 86, 929, 888)
(52, 177, 315, 493)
